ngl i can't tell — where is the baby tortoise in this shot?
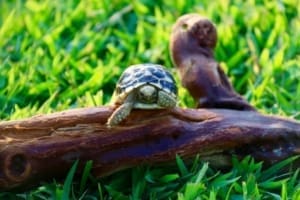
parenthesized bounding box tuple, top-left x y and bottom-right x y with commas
(107, 63, 178, 127)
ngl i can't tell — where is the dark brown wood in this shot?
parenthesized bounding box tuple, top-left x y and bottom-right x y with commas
(0, 107, 299, 190)
(170, 14, 256, 110)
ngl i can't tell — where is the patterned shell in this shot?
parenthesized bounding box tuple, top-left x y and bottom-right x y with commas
(114, 63, 178, 103)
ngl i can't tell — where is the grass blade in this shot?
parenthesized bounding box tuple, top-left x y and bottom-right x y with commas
(176, 155, 189, 177)
(62, 160, 79, 200)
(79, 160, 93, 194)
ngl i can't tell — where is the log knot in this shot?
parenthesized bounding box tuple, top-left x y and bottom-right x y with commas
(4, 152, 31, 182)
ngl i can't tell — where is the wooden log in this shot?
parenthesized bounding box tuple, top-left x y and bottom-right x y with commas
(0, 107, 299, 190)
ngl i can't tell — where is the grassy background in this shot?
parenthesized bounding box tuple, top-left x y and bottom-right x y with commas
(0, 0, 299, 199)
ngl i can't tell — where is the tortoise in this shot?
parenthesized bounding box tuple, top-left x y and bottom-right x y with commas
(107, 63, 178, 127)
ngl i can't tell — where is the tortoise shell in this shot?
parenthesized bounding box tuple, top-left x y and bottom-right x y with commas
(114, 63, 177, 103)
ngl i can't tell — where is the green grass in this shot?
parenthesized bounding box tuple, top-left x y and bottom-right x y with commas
(0, 0, 299, 199)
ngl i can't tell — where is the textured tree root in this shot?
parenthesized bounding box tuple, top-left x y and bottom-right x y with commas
(170, 14, 256, 111)
(0, 107, 299, 190)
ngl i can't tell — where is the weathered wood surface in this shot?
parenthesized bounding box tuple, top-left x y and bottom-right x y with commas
(170, 14, 256, 111)
(0, 107, 299, 190)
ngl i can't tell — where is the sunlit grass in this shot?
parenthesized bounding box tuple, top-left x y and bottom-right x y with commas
(0, 0, 299, 199)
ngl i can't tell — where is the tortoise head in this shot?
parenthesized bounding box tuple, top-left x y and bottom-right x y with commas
(137, 85, 157, 104)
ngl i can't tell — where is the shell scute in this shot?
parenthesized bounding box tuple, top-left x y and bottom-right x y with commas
(138, 75, 158, 84)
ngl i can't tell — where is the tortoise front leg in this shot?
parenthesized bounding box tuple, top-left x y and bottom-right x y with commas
(107, 93, 135, 127)
(157, 90, 177, 108)
(107, 103, 133, 127)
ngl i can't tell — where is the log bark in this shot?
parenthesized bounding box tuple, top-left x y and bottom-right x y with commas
(0, 14, 299, 190)
(0, 107, 299, 190)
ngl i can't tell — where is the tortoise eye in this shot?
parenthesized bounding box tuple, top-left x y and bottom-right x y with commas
(182, 23, 188, 30)
(139, 91, 145, 97)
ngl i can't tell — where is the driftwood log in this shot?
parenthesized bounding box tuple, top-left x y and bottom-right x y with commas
(0, 14, 299, 190)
